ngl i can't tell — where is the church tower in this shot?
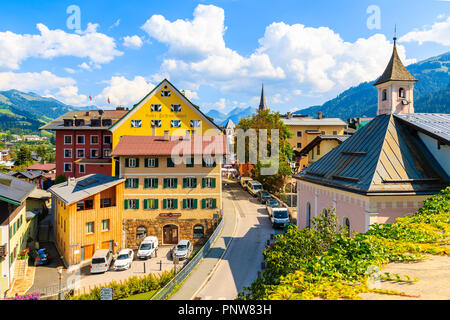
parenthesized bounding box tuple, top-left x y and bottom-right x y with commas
(374, 37, 417, 115)
(258, 83, 268, 111)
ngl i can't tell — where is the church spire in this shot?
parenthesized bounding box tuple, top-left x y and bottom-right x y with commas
(259, 83, 267, 111)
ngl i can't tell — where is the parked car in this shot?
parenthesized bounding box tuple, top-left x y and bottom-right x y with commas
(267, 207, 290, 229)
(257, 191, 272, 204)
(239, 177, 252, 190)
(137, 236, 158, 260)
(247, 180, 263, 197)
(35, 248, 51, 266)
(172, 240, 192, 261)
(113, 249, 134, 271)
(90, 249, 113, 274)
(266, 198, 280, 209)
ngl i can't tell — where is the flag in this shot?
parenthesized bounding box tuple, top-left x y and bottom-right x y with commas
(89, 93, 92, 101)
(107, 97, 110, 104)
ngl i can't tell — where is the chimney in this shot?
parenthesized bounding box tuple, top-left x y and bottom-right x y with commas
(164, 130, 169, 141)
(67, 177, 76, 186)
(317, 112, 323, 119)
(85, 111, 90, 116)
(287, 112, 292, 119)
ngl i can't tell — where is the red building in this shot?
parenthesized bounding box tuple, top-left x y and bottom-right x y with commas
(40, 109, 128, 178)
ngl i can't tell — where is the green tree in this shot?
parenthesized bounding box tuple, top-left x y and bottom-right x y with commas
(16, 146, 32, 166)
(54, 174, 67, 185)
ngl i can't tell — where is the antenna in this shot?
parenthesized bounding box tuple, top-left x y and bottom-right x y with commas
(393, 24, 397, 44)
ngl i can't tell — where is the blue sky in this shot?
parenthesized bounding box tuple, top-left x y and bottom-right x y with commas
(0, 0, 449, 114)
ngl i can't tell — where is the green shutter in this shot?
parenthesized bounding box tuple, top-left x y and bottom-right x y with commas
(193, 178, 197, 188)
(201, 199, 206, 209)
(124, 199, 128, 209)
(183, 178, 187, 188)
(212, 178, 216, 188)
(154, 178, 158, 188)
(212, 199, 217, 209)
(163, 199, 167, 209)
(174, 179, 178, 188)
(144, 158, 148, 168)
(125, 179, 129, 188)
(155, 158, 159, 167)
(135, 199, 139, 209)
(143, 199, 148, 210)
(202, 178, 206, 188)
(194, 199, 198, 209)
(155, 199, 158, 209)
(135, 158, 140, 167)
(125, 158, 129, 168)
(174, 199, 178, 209)
(183, 199, 187, 209)
(163, 178, 168, 188)
(134, 178, 139, 188)
(144, 178, 149, 188)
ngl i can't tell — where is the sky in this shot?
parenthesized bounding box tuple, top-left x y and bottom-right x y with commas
(0, 0, 449, 114)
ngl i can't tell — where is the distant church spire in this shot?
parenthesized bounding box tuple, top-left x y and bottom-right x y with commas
(259, 83, 268, 111)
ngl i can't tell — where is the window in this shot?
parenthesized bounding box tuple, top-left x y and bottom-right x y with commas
(317, 144, 321, 156)
(90, 149, 99, 158)
(125, 178, 139, 189)
(145, 158, 158, 168)
(136, 226, 147, 239)
(151, 104, 162, 112)
(77, 135, 85, 144)
(78, 163, 86, 174)
(161, 90, 171, 97)
(76, 149, 85, 158)
(306, 202, 311, 228)
(297, 131, 302, 137)
(90, 135, 99, 144)
(171, 104, 181, 112)
(163, 178, 177, 189)
(85, 222, 94, 234)
(171, 120, 181, 128)
(103, 149, 112, 158)
(144, 178, 158, 189)
(102, 119, 112, 127)
(103, 135, 112, 144)
(399, 87, 406, 98)
(382, 89, 387, 101)
(332, 131, 338, 135)
(190, 120, 201, 128)
(125, 158, 139, 168)
(183, 177, 197, 188)
(100, 198, 112, 208)
(344, 218, 351, 236)
(64, 135, 72, 145)
(151, 120, 161, 127)
(193, 225, 204, 238)
(202, 177, 216, 188)
(183, 198, 197, 209)
(167, 157, 175, 168)
(144, 199, 158, 210)
(131, 120, 142, 128)
(64, 149, 72, 158)
(202, 158, 216, 167)
(64, 163, 72, 172)
(101, 219, 110, 231)
(186, 157, 195, 168)
(125, 199, 139, 210)
(202, 198, 217, 209)
(163, 198, 178, 209)
(84, 199, 94, 210)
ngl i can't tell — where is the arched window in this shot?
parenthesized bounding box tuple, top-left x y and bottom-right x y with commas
(343, 218, 351, 236)
(136, 226, 147, 240)
(306, 202, 311, 228)
(382, 89, 387, 101)
(399, 87, 405, 98)
(193, 225, 205, 238)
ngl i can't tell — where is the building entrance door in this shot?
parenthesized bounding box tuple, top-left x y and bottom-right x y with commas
(163, 225, 178, 244)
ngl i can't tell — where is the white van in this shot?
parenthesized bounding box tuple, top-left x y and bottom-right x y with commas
(240, 177, 252, 190)
(137, 236, 158, 260)
(267, 207, 290, 229)
(90, 249, 113, 274)
(247, 180, 263, 197)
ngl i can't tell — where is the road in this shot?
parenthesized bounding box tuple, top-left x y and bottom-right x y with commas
(194, 182, 275, 300)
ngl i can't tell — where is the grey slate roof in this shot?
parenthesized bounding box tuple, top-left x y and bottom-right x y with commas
(0, 172, 36, 204)
(295, 114, 449, 195)
(49, 174, 124, 205)
(394, 113, 450, 145)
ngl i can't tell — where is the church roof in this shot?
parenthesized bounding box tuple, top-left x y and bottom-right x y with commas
(295, 115, 449, 195)
(259, 84, 267, 111)
(374, 41, 417, 86)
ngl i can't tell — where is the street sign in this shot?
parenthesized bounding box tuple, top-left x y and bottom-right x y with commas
(100, 287, 113, 300)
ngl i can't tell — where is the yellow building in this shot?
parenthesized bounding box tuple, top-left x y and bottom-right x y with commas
(111, 135, 225, 248)
(108, 79, 222, 175)
(298, 135, 350, 167)
(281, 113, 347, 170)
(49, 174, 124, 266)
(0, 173, 36, 297)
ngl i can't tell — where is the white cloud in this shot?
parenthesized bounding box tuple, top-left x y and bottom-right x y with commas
(123, 35, 143, 49)
(96, 76, 155, 106)
(181, 89, 198, 100)
(0, 22, 123, 70)
(46, 85, 88, 106)
(400, 17, 450, 46)
(64, 67, 76, 74)
(78, 62, 91, 71)
(109, 19, 121, 29)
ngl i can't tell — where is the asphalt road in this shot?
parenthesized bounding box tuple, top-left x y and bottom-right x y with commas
(194, 183, 276, 300)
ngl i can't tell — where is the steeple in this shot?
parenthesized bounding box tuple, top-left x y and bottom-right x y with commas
(374, 36, 418, 115)
(258, 83, 268, 111)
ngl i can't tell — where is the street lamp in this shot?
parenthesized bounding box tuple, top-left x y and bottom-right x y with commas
(57, 266, 64, 300)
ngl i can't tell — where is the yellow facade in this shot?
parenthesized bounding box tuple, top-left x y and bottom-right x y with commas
(307, 139, 341, 166)
(54, 183, 124, 266)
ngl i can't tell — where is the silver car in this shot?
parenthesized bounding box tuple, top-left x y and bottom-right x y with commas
(172, 240, 192, 261)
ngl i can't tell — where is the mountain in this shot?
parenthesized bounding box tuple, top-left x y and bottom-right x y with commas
(206, 107, 255, 126)
(295, 51, 450, 119)
(0, 89, 96, 132)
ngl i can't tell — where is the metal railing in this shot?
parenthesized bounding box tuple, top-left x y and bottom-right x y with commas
(151, 217, 224, 300)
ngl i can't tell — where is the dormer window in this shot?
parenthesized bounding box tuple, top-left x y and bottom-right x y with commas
(102, 119, 112, 127)
(171, 120, 181, 128)
(151, 104, 162, 112)
(399, 87, 406, 98)
(161, 90, 171, 97)
(63, 119, 74, 127)
(151, 120, 161, 127)
(75, 119, 85, 126)
(382, 89, 387, 101)
(190, 120, 201, 128)
(171, 104, 181, 113)
(131, 120, 142, 128)
(90, 119, 100, 127)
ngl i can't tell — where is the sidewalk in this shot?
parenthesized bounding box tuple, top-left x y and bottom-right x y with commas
(169, 182, 238, 300)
